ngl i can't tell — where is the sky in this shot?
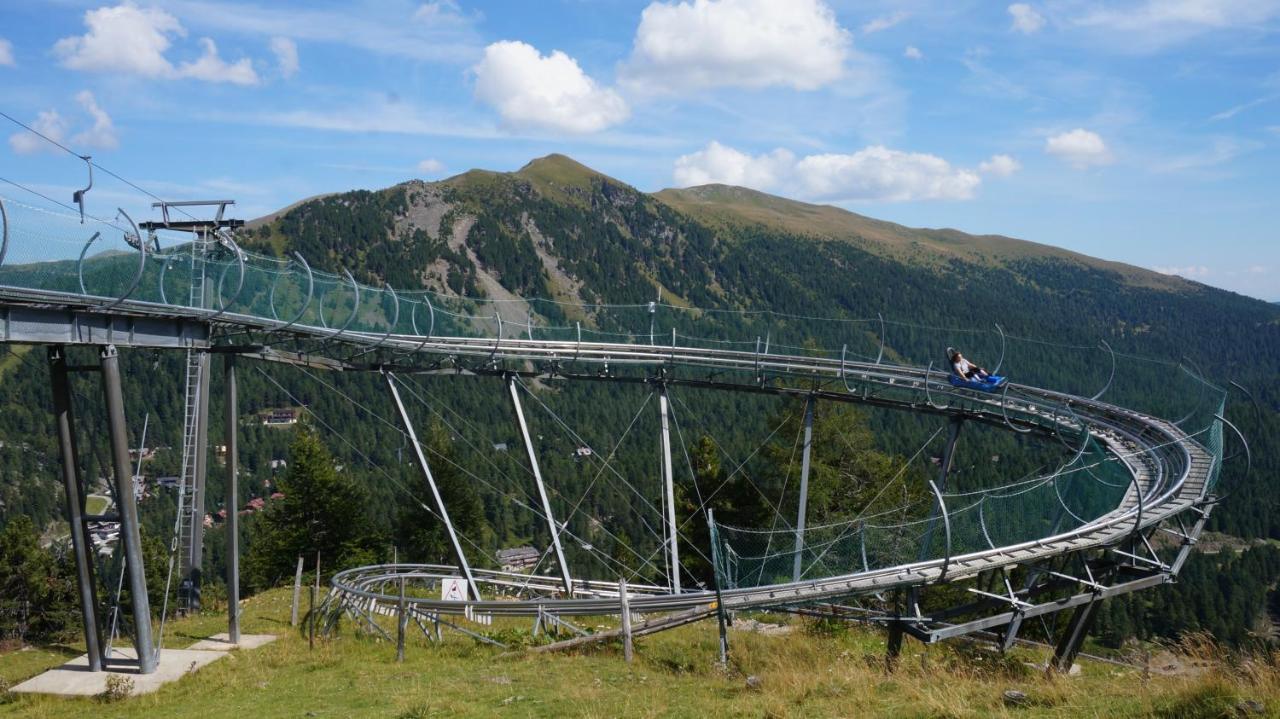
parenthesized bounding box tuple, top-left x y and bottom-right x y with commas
(0, 0, 1277, 300)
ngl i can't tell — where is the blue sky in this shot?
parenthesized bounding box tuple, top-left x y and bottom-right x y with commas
(1, 0, 1277, 300)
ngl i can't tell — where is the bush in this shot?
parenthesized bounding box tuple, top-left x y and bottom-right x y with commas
(98, 674, 133, 702)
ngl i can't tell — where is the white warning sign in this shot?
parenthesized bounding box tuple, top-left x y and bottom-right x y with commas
(440, 577, 468, 602)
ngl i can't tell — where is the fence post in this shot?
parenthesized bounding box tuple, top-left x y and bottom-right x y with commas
(618, 578, 633, 663)
(309, 551, 319, 650)
(396, 576, 407, 663)
(290, 555, 303, 627)
(708, 508, 729, 666)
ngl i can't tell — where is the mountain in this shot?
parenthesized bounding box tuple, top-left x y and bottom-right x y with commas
(246, 153, 1275, 362)
(253, 153, 1213, 301)
(654, 183, 1187, 291)
(242, 151, 1280, 530)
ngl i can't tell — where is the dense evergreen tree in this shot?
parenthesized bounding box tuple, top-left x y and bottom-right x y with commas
(393, 418, 489, 566)
(246, 428, 382, 590)
(0, 516, 77, 643)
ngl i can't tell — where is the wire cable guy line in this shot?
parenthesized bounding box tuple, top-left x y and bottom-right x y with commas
(0, 154, 1241, 675)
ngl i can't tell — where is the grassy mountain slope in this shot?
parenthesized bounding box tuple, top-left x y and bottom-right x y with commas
(3, 587, 1278, 718)
(654, 183, 1190, 291)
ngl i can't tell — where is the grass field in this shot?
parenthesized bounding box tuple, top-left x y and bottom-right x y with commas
(2, 588, 1278, 718)
(83, 496, 110, 517)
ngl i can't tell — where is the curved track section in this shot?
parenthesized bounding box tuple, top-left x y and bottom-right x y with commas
(0, 288, 1218, 621)
(0, 206, 1224, 651)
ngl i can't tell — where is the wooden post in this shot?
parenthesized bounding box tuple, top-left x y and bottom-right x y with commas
(396, 576, 407, 662)
(309, 551, 320, 650)
(290, 555, 303, 627)
(308, 585, 315, 650)
(618, 578, 633, 663)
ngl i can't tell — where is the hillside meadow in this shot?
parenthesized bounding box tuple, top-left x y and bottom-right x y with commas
(2, 588, 1279, 718)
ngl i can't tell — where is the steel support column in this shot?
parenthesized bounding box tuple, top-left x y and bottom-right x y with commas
(48, 346, 103, 671)
(1051, 594, 1102, 673)
(920, 415, 964, 557)
(188, 350, 211, 611)
(886, 591, 905, 671)
(937, 415, 963, 492)
(224, 354, 240, 643)
(792, 394, 815, 582)
(909, 415, 964, 612)
(507, 375, 573, 596)
(658, 385, 680, 593)
(98, 344, 156, 674)
(385, 372, 480, 601)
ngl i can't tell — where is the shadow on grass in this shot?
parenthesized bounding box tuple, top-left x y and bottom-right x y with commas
(30, 644, 83, 659)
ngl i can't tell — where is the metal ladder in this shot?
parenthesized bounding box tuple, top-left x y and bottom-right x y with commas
(175, 234, 207, 611)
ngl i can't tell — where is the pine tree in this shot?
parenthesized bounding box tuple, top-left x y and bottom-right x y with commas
(0, 515, 77, 642)
(393, 419, 488, 566)
(245, 429, 381, 590)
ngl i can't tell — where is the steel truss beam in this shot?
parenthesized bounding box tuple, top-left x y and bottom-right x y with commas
(0, 303, 209, 348)
(384, 371, 480, 601)
(658, 385, 680, 593)
(792, 394, 815, 582)
(506, 375, 574, 596)
(873, 495, 1214, 673)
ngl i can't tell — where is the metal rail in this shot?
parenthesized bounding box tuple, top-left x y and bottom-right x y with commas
(0, 262, 1216, 642)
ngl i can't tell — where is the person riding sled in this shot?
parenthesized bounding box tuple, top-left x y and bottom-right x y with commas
(948, 347, 989, 381)
(947, 347, 1006, 390)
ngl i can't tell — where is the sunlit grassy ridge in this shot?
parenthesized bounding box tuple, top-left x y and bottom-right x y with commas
(3, 588, 1279, 718)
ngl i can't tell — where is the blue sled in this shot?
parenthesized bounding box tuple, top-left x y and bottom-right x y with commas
(949, 374, 1008, 392)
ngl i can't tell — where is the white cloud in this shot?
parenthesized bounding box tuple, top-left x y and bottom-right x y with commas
(903, 45, 923, 60)
(623, 0, 851, 94)
(176, 38, 259, 85)
(673, 141, 983, 202)
(54, 3, 185, 77)
(53, 3, 259, 84)
(1154, 265, 1210, 278)
(863, 11, 908, 34)
(794, 148, 982, 202)
(8, 92, 120, 154)
(8, 111, 68, 155)
(1154, 136, 1256, 173)
(473, 41, 629, 134)
(1045, 128, 1113, 168)
(0, 38, 14, 67)
(1072, 0, 1280, 50)
(673, 141, 795, 188)
(413, 0, 472, 27)
(148, 0, 482, 64)
(1209, 94, 1278, 121)
(1078, 0, 1280, 30)
(417, 158, 445, 174)
(978, 154, 1021, 177)
(270, 36, 298, 78)
(1008, 3, 1046, 33)
(70, 91, 118, 150)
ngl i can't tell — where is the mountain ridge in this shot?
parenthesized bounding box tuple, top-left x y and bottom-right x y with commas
(254, 153, 1195, 297)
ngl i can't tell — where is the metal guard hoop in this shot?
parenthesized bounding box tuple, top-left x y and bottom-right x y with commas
(101, 208, 146, 312)
(0, 197, 8, 268)
(928, 479, 952, 583)
(276, 252, 314, 333)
